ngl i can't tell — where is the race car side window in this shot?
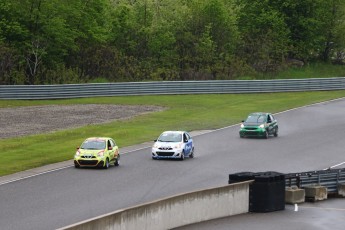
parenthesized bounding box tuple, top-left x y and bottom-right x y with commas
(183, 133, 188, 142)
(270, 114, 275, 121)
(267, 115, 272, 123)
(184, 133, 192, 142)
(187, 133, 191, 140)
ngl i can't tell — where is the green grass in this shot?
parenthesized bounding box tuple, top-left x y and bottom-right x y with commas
(1, 91, 345, 176)
(274, 63, 345, 79)
(242, 62, 345, 80)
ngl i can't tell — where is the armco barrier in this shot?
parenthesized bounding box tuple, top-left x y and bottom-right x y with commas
(285, 168, 345, 193)
(1, 77, 345, 99)
(58, 181, 252, 230)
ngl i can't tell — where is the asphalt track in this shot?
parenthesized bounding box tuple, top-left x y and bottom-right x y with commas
(1, 98, 345, 230)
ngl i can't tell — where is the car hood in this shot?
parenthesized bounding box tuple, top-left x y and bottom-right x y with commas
(243, 122, 264, 127)
(79, 149, 103, 155)
(154, 141, 179, 148)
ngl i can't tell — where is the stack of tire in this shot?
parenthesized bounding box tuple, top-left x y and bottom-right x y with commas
(229, 171, 285, 212)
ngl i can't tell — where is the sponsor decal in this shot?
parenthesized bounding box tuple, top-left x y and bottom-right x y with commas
(184, 143, 192, 152)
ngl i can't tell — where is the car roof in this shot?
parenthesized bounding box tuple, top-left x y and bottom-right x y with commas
(161, 131, 186, 134)
(249, 112, 270, 116)
(85, 137, 111, 141)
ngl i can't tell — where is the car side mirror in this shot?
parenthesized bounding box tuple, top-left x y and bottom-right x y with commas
(108, 146, 113, 150)
(76, 146, 80, 150)
(241, 120, 244, 122)
(154, 139, 157, 142)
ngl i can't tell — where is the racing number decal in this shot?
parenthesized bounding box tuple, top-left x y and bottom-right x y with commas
(184, 141, 192, 154)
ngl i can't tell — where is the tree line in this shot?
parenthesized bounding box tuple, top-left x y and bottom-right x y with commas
(0, 0, 344, 85)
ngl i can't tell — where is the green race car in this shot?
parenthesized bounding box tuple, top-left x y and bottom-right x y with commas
(74, 137, 120, 169)
(239, 112, 278, 139)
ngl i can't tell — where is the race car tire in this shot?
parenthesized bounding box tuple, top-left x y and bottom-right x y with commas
(180, 152, 185, 161)
(274, 127, 278, 137)
(114, 156, 120, 166)
(103, 158, 109, 169)
(189, 148, 194, 158)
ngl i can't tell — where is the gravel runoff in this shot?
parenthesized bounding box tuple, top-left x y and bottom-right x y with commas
(0, 104, 164, 139)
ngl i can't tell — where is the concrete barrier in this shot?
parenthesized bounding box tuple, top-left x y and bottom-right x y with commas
(285, 186, 305, 204)
(304, 185, 328, 201)
(337, 183, 345, 197)
(58, 181, 252, 230)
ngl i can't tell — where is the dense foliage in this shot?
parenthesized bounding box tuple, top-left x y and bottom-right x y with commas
(0, 0, 344, 84)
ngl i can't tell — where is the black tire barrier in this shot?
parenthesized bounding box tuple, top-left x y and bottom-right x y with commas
(228, 172, 256, 184)
(229, 171, 286, 213)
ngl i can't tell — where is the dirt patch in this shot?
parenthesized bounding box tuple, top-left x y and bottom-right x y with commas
(0, 104, 164, 139)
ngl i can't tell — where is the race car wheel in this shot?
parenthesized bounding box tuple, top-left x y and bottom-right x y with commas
(114, 156, 120, 166)
(264, 131, 268, 139)
(180, 151, 185, 161)
(74, 163, 80, 168)
(104, 158, 109, 169)
(189, 148, 194, 158)
(274, 127, 278, 137)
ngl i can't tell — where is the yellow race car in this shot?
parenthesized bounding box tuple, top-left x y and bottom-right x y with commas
(74, 137, 120, 169)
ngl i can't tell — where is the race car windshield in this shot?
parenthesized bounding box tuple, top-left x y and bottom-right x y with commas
(158, 133, 182, 142)
(246, 115, 265, 123)
(81, 140, 106, 150)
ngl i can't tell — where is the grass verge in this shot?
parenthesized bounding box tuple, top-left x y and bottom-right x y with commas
(1, 91, 345, 176)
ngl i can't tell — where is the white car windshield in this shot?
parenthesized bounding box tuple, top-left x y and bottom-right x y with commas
(81, 140, 106, 150)
(157, 133, 182, 142)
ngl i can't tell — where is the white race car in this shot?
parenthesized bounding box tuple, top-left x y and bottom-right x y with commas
(151, 131, 194, 160)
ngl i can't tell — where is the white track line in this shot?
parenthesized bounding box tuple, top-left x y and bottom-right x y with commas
(0, 165, 72, 186)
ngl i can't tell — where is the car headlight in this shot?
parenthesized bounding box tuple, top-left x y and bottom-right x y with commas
(259, 124, 265, 128)
(75, 150, 80, 156)
(174, 143, 183, 149)
(153, 144, 159, 149)
(97, 150, 104, 157)
(240, 123, 244, 128)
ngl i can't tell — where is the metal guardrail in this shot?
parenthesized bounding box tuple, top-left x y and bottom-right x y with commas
(285, 168, 345, 193)
(229, 169, 345, 194)
(1, 77, 345, 99)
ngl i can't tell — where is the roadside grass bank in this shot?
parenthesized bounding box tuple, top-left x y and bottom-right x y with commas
(84, 62, 345, 82)
(238, 62, 345, 80)
(1, 91, 345, 176)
